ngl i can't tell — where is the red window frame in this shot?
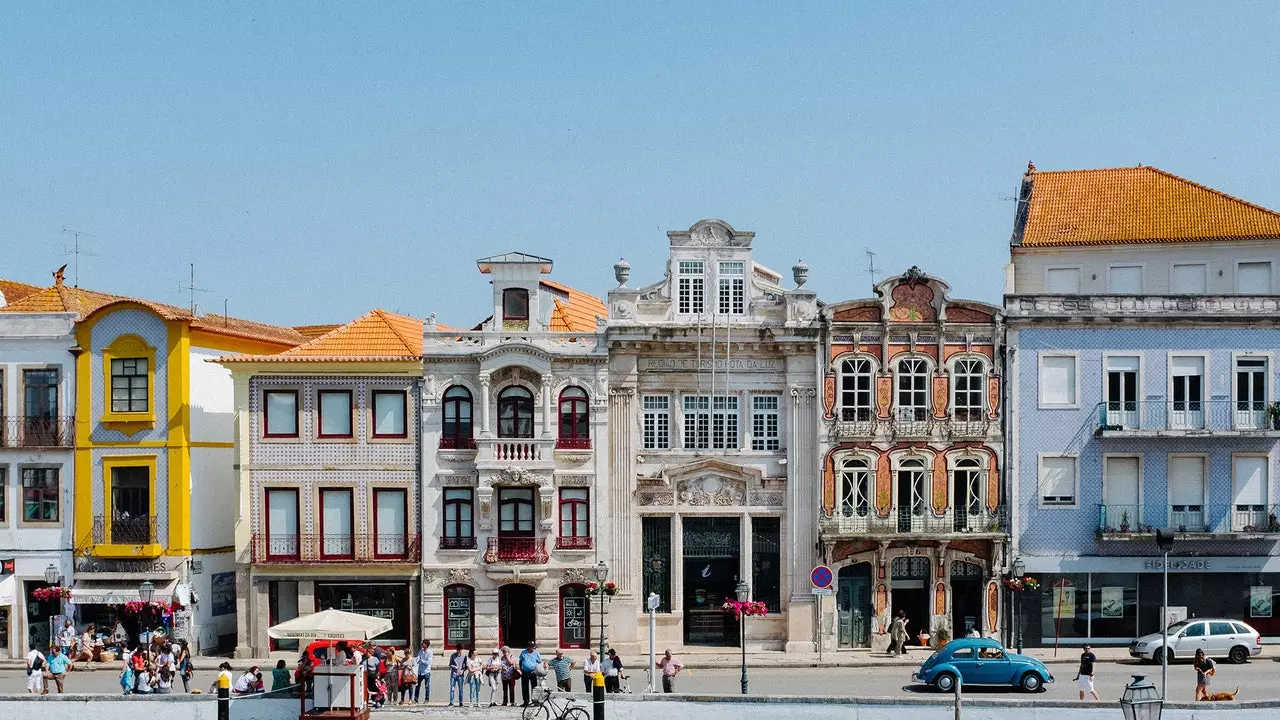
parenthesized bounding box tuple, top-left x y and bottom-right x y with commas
(557, 387, 590, 444)
(442, 488, 474, 546)
(441, 386, 474, 446)
(443, 584, 475, 650)
(371, 390, 409, 439)
(498, 488, 535, 538)
(263, 488, 300, 560)
(316, 389, 354, 439)
(318, 488, 354, 560)
(558, 488, 590, 539)
(558, 584, 590, 649)
(263, 390, 300, 438)
(372, 488, 408, 559)
(502, 288, 529, 322)
(497, 386, 534, 439)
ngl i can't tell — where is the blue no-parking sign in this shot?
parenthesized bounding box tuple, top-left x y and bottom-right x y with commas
(810, 565, 833, 589)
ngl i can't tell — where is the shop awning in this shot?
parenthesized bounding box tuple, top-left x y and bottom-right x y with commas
(71, 579, 178, 606)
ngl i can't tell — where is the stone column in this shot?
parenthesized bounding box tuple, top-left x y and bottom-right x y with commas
(233, 567, 253, 658)
(669, 514, 684, 616)
(297, 580, 316, 615)
(479, 372, 492, 437)
(740, 514, 754, 596)
(541, 374, 554, 438)
(535, 588, 559, 648)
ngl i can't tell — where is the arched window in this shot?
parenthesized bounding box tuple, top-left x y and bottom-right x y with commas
(840, 458, 871, 518)
(840, 357, 874, 422)
(558, 386, 590, 447)
(896, 457, 927, 532)
(896, 358, 929, 422)
(953, 458, 984, 531)
(498, 386, 534, 438)
(444, 584, 475, 649)
(442, 386, 474, 448)
(953, 359, 985, 422)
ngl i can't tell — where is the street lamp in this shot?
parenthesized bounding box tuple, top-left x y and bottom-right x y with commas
(1120, 675, 1163, 720)
(736, 580, 750, 695)
(594, 561, 609, 659)
(43, 563, 60, 585)
(1155, 529, 1175, 699)
(138, 580, 155, 603)
(1012, 557, 1026, 654)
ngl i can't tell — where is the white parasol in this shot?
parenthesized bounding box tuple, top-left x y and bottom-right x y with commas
(267, 608, 392, 641)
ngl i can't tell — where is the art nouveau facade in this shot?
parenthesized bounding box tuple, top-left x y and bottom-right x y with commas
(606, 219, 821, 652)
(819, 268, 1007, 650)
(421, 253, 610, 652)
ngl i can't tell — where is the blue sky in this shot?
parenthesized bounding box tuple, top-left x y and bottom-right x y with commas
(4, 3, 1280, 326)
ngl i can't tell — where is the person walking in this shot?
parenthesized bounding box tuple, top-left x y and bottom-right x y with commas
(500, 647, 518, 706)
(46, 646, 71, 693)
(547, 649, 575, 692)
(656, 649, 683, 693)
(1194, 649, 1216, 701)
(603, 649, 623, 693)
(176, 641, 194, 693)
(1074, 644, 1100, 701)
(518, 641, 543, 707)
(485, 649, 504, 706)
(57, 619, 77, 657)
(25, 643, 45, 695)
(447, 645, 467, 707)
(582, 650, 601, 691)
(411, 639, 432, 704)
(465, 648, 483, 708)
(889, 611, 909, 656)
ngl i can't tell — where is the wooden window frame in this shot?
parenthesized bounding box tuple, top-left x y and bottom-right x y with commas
(316, 390, 354, 439)
(558, 488, 590, 539)
(441, 386, 474, 445)
(497, 386, 534, 439)
(442, 488, 474, 542)
(371, 390, 409, 439)
(558, 387, 590, 442)
(372, 487, 409, 559)
(263, 390, 300, 439)
(20, 466, 60, 525)
(264, 488, 300, 560)
(318, 488, 354, 560)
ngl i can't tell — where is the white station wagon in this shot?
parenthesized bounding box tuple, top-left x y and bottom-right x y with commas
(1129, 618, 1262, 664)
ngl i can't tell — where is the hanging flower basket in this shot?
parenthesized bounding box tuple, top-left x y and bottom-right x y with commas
(721, 600, 769, 618)
(1003, 576, 1040, 592)
(585, 581, 619, 597)
(123, 600, 177, 616)
(31, 586, 72, 601)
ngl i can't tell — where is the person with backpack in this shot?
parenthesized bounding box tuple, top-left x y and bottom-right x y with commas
(447, 645, 467, 707)
(25, 643, 46, 694)
(176, 641, 194, 693)
(1194, 649, 1217, 701)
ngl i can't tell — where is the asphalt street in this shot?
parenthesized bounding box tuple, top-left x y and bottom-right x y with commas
(3, 658, 1277, 703)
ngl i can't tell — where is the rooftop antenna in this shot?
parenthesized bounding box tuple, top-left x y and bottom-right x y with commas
(176, 263, 212, 315)
(865, 249, 880, 289)
(60, 228, 98, 287)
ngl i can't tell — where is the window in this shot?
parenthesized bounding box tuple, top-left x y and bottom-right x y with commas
(1108, 265, 1143, 293)
(503, 288, 529, 322)
(1039, 355, 1077, 407)
(265, 488, 299, 558)
(641, 517, 671, 612)
(1236, 261, 1272, 294)
(682, 395, 738, 449)
(718, 261, 745, 315)
(1235, 357, 1268, 429)
(441, 386, 474, 446)
(558, 488, 590, 546)
(1232, 456, 1267, 531)
(21, 467, 59, 522)
(497, 386, 534, 439)
(952, 359, 984, 421)
(1170, 356, 1205, 429)
(1171, 263, 1207, 294)
(751, 395, 780, 451)
(444, 584, 475, 648)
(839, 357, 874, 421)
(1169, 456, 1206, 531)
(110, 466, 151, 544)
(319, 488, 353, 558)
(110, 358, 149, 413)
(1102, 456, 1141, 530)
(953, 458, 983, 530)
(317, 390, 353, 438)
(1045, 267, 1081, 293)
(23, 368, 59, 417)
(498, 488, 535, 537)
(442, 488, 474, 549)
(895, 458, 927, 531)
(374, 488, 408, 557)
(642, 396, 670, 450)
(1209, 621, 1235, 637)
(558, 386, 590, 445)
(839, 458, 870, 517)
(1104, 356, 1140, 429)
(951, 647, 974, 659)
(263, 390, 299, 438)
(677, 260, 705, 314)
(1182, 622, 1205, 638)
(1039, 456, 1077, 506)
(751, 517, 781, 613)
(372, 390, 408, 438)
(0, 467, 6, 523)
(896, 358, 929, 422)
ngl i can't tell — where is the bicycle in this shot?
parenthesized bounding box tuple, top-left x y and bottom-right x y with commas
(522, 677, 589, 720)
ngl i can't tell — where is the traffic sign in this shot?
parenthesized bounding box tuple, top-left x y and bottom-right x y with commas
(810, 565, 834, 589)
(811, 587, 834, 596)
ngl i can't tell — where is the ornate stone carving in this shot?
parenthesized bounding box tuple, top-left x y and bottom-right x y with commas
(488, 467, 548, 487)
(931, 374, 949, 418)
(447, 568, 473, 586)
(875, 375, 892, 419)
(440, 474, 478, 487)
(562, 567, 590, 586)
(987, 375, 1001, 420)
(556, 475, 593, 487)
(677, 475, 745, 506)
(608, 388, 635, 397)
(689, 222, 731, 246)
(747, 490, 785, 507)
(889, 281, 937, 322)
(612, 300, 635, 319)
(636, 491, 675, 506)
(1006, 294, 1280, 319)
(931, 461, 948, 516)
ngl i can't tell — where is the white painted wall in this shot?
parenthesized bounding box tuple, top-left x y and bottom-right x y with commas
(189, 346, 234, 443)
(189, 446, 235, 550)
(189, 550, 236, 652)
(1010, 240, 1280, 294)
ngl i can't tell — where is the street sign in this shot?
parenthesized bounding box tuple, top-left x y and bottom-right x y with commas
(811, 587, 834, 596)
(810, 565, 834, 589)
(647, 592, 661, 611)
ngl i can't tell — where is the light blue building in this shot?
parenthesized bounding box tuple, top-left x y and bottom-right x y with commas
(1005, 164, 1280, 647)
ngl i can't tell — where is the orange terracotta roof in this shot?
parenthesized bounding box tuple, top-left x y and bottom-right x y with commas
(1018, 165, 1280, 247)
(0, 285, 128, 315)
(222, 309, 432, 362)
(540, 279, 607, 333)
(293, 324, 342, 341)
(0, 279, 43, 305)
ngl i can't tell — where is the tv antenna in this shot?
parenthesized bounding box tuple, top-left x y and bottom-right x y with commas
(177, 263, 212, 315)
(60, 228, 99, 287)
(865, 249, 881, 288)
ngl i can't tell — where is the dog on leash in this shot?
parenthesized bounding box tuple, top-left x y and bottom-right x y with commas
(1201, 687, 1239, 702)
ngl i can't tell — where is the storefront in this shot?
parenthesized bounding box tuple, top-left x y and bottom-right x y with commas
(316, 581, 412, 647)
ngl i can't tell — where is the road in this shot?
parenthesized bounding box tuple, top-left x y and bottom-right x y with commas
(4, 658, 1277, 703)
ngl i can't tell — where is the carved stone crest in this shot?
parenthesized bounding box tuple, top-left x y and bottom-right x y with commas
(562, 567, 590, 585)
(489, 467, 547, 487)
(446, 568, 473, 586)
(690, 222, 731, 246)
(677, 475, 745, 506)
(636, 491, 675, 506)
(556, 475, 593, 487)
(747, 490, 785, 507)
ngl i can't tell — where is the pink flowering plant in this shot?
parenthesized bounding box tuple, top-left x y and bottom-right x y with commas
(721, 600, 769, 617)
(585, 581, 619, 597)
(31, 586, 71, 601)
(1003, 576, 1040, 592)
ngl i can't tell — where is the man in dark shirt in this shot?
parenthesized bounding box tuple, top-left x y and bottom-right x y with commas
(1074, 644, 1099, 700)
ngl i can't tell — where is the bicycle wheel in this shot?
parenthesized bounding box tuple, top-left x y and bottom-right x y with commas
(559, 707, 591, 720)
(522, 699, 552, 720)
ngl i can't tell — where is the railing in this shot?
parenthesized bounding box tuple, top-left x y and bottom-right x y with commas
(439, 535, 477, 550)
(1, 416, 75, 448)
(833, 408, 878, 438)
(555, 535, 593, 550)
(1096, 400, 1280, 435)
(477, 437, 554, 463)
(947, 409, 991, 438)
(1097, 503, 1280, 535)
(820, 506, 1007, 535)
(484, 536, 549, 564)
(891, 408, 934, 438)
(251, 533, 421, 563)
(554, 438, 592, 450)
(439, 436, 477, 450)
(92, 515, 158, 545)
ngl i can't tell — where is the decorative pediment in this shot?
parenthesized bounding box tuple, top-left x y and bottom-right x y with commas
(660, 457, 765, 488)
(486, 467, 550, 488)
(676, 475, 746, 507)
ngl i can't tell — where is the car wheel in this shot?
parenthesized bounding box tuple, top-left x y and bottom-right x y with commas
(1019, 672, 1042, 693)
(1155, 648, 1174, 664)
(933, 672, 956, 693)
(1230, 646, 1249, 664)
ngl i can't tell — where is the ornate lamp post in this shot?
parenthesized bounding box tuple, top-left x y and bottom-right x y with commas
(44, 564, 60, 584)
(139, 580, 155, 603)
(594, 561, 609, 659)
(1120, 675, 1163, 720)
(736, 580, 750, 695)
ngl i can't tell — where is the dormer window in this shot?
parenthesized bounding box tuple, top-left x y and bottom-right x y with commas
(503, 288, 529, 323)
(718, 261, 745, 315)
(677, 261, 705, 315)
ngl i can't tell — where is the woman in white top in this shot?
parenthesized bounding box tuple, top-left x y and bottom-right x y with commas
(25, 645, 46, 694)
(582, 650, 601, 691)
(155, 667, 174, 694)
(135, 667, 155, 694)
(465, 649, 484, 708)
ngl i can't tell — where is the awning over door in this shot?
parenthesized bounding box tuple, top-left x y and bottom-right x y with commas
(71, 579, 178, 605)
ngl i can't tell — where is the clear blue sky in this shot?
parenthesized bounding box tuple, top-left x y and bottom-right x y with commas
(5, 3, 1280, 326)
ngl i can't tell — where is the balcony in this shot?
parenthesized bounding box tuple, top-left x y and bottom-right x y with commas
(832, 408, 879, 438)
(439, 436, 477, 450)
(890, 408, 935, 439)
(476, 437, 555, 469)
(1096, 401, 1280, 438)
(92, 515, 158, 545)
(820, 506, 1007, 537)
(483, 536, 549, 564)
(554, 535, 593, 550)
(250, 533, 421, 564)
(1097, 504, 1280, 539)
(554, 438, 592, 450)
(439, 536, 478, 551)
(946, 410, 991, 439)
(1, 416, 74, 448)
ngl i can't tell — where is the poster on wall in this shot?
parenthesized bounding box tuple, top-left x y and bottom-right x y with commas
(210, 572, 236, 617)
(1250, 586, 1272, 618)
(561, 594, 588, 647)
(446, 592, 473, 647)
(1053, 585, 1076, 620)
(1100, 587, 1124, 619)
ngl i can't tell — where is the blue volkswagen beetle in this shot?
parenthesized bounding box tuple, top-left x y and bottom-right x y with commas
(912, 638, 1054, 693)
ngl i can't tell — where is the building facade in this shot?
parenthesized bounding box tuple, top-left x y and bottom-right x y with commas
(605, 219, 821, 652)
(421, 253, 610, 653)
(222, 310, 425, 657)
(818, 268, 1007, 651)
(1007, 164, 1280, 647)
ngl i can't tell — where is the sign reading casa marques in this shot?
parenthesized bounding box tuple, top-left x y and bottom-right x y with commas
(640, 358, 780, 372)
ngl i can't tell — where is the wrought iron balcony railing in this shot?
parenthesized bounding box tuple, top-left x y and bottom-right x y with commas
(1096, 400, 1280, 436)
(439, 436, 477, 450)
(483, 535, 549, 564)
(820, 505, 1007, 536)
(1097, 503, 1280, 536)
(2, 416, 75, 448)
(92, 515, 158, 545)
(554, 535, 593, 550)
(439, 535, 477, 550)
(251, 533, 421, 563)
(554, 437, 592, 450)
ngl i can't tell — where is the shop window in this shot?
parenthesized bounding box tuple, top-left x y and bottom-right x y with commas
(263, 390, 299, 438)
(641, 517, 671, 612)
(441, 488, 474, 549)
(558, 387, 590, 447)
(559, 584, 590, 649)
(317, 390, 353, 438)
(372, 390, 408, 438)
(444, 584, 475, 649)
(498, 386, 534, 439)
(751, 517, 781, 613)
(21, 467, 59, 523)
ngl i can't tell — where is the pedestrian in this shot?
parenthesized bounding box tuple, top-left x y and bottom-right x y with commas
(272, 659, 292, 691)
(110, 619, 129, 656)
(363, 649, 380, 691)
(77, 624, 96, 662)
(176, 640, 194, 693)
(1194, 649, 1216, 701)
(232, 666, 260, 695)
(500, 646, 519, 706)
(412, 639, 432, 704)
(295, 653, 314, 696)
(1074, 643, 1099, 701)
(46, 645, 71, 693)
(25, 644, 45, 694)
(58, 619, 77, 657)
(485, 648, 504, 706)
(134, 661, 155, 694)
(889, 611, 909, 656)
(156, 643, 176, 676)
(518, 641, 543, 707)
(447, 644, 467, 707)
(156, 666, 175, 694)
(603, 649, 623, 693)
(119, 655, 135, 696)
(547, 649, 575, 692)
(582, 650, 601, 691)
(466, 647, 483, 708)
(656, 649, 683, 693)
(210, 661, 234, 693)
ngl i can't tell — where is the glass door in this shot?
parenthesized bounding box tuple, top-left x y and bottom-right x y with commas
(1171, 357, 1204, 429)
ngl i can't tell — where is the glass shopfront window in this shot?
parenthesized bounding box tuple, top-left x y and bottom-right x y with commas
(1089, 573, 1138, 640)
(1139, 572, 1280, 637)
(1030, 573, 1090, 644)
(316, 582, 411, 647)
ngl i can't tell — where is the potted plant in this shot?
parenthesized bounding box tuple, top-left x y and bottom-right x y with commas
(1267, 402, 1280, 430)
(933, 622, 951, 648)
(1119, 510, 1131, 534)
